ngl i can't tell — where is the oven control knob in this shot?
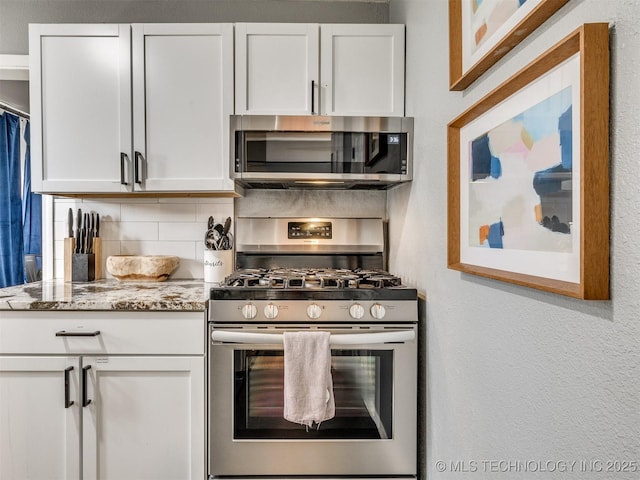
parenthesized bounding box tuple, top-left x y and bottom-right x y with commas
(307, 303, 322, 319)
(349, 303, 365, 319)
(370, 303, 386, 320)
(241, 303, 257, 320)
(264, 303, 279, 319)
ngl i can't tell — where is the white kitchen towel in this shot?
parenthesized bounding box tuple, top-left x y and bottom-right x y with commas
(283, 331, 335, 428)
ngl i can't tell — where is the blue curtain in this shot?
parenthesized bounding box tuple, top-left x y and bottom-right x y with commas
(21, 122, 41, 277)
(0, 111, 24, 288)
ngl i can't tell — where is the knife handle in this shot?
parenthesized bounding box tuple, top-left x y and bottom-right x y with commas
(67, 208, 74, 238)
(76, 208, 82, 249)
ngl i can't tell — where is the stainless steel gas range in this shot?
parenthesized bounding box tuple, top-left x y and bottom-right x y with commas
(207, 217, 418, 480)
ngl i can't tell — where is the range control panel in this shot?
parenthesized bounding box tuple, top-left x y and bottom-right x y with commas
(208, 299, 418, 324)
(288, 221, 332, 239)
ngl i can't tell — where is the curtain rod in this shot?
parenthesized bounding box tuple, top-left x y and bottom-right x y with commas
(0, 99, 29, 119)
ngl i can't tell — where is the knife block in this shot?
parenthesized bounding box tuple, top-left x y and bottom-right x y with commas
(94, 238, 102, 280)
(72, 253, 95, 282)
(64, 237, 102, 282)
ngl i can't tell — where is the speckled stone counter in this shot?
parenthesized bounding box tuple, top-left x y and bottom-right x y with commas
(0, 280, 210, 311)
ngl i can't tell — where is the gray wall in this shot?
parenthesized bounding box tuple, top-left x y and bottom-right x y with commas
(388, 0, 640, 478)
(0, 80, 28, 112)
(0, 0, 388, 53)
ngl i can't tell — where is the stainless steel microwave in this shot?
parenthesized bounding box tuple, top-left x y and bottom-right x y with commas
(231, 115, 413, 189)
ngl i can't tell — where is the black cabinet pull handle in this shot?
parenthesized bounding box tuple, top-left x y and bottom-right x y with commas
(56, 330, 101, 337)
(82, 365, 92, 407)
(64, 366, 74, 408)
(120, 152, 129, 185)
(134, 151, 143, 185)
(311, 80, 315, 114)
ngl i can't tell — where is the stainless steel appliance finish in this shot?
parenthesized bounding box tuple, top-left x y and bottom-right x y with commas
(231, 115, 414, 189)
(235, 217, 384, 254)
(208, 217, 418, 480)
(234, 217, 386, 270)
(209, 323, 417, 477)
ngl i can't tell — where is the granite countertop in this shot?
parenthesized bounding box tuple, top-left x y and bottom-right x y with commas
(0, 280, 210, 311)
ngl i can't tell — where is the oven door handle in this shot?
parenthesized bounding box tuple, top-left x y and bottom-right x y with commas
(211, 329, 415, 345)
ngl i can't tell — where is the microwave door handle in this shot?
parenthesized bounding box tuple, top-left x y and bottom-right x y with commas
(211, 330, 415, 345)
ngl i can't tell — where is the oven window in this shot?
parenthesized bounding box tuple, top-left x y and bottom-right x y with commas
(234, 350, 393, 439)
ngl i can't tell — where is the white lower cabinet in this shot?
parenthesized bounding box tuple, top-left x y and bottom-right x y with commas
(82, 356, 204, 480)
(0, 312, 205, 480)
(0, 356, 80, 480)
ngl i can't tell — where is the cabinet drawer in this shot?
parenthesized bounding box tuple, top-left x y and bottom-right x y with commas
(0, 311, 204, 355)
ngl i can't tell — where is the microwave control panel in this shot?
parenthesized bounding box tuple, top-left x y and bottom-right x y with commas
(288, 221, 332, 239)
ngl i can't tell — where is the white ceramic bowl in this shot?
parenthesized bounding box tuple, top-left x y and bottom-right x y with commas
(106, 255, 180, 282)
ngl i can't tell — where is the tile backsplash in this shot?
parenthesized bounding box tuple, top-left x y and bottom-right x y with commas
(53, 197, 234, 280)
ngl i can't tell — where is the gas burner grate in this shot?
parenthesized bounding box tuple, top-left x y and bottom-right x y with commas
(261, 276, 281, 288)
(304, 274, 342, 288)
(284, 276, 305, 288)
(359, 275, 403, 288)
(223, 268, 402, 290)
(225, 271, 266, 288)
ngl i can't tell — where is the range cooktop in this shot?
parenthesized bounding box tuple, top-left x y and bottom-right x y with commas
(225, 268, 401, 288)
(210, 268, 417, 302)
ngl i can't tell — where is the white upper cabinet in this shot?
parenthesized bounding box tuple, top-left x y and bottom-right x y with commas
(235, 23, 319, 115)
(321, 24, 405, 117)
(29, 24, 132, 193)
(29, 22, 405, 195)
(132, 24, 234, 192)
(235, 23, 405, 117)
(29, 23, 235, 194)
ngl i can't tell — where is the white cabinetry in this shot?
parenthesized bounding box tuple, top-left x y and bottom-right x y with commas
(132, 24, 234, 192)
(29, 23, 235, 194)
(235, 23, 405, 117)
(29, 24, 131, 194)
(0, 356, 80, 480)
(320, 24, 405, 116)
(235, 23, 318, 115)
(82, 356, 204, 480)
(0, 311, 205, 480)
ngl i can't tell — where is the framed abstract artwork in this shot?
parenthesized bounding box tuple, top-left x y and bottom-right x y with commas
(447, 24, 610, 299)
(449, 0, 570, 91)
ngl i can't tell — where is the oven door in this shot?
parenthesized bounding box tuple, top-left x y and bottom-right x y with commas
(208, 324, 417, 477)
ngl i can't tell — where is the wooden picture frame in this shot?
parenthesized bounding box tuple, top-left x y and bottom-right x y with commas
(447, 23, 609, 299)
(449, 0, 570, 91)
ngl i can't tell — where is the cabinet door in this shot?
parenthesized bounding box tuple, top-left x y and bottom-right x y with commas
(235, 23, 319, 115)
(132, 24, 234, 192)
(82, 356, 204, 480)
(320, 24, 405, 116)
(29, 24, 132, 193)
(0, 356, 80, 480)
